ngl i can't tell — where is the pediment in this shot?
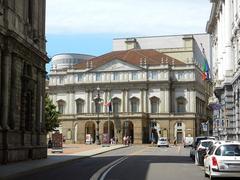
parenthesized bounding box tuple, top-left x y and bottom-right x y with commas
(93, 59, 141, 72)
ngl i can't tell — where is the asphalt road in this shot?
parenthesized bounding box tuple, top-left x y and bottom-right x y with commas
(12, 145, 213, 180)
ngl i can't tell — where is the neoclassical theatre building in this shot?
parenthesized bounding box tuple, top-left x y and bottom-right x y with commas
(47, 47, 212, 144)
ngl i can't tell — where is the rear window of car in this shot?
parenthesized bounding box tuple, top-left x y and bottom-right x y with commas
(202, 141, 212, 147)
(215, 145, 240, 156)
(208, 146, 216, 155)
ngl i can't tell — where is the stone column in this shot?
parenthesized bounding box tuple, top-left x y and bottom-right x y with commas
(187, 88, 191, 112)
(69, 91, 74, 114)
(86, 90, 89, 113)
(103, 90, 107, 113)
(89, 90, 93, 113)
(166, 87, 171, 113)
(121, 90, 125, 112)
(190, 88, 196, 112)
(224, 0, 234, 77)
(125, 89, 129, 113)
(160, 88, 165, 113)
(143, 89, 147, 112)
(140, 89, 144, 112)
(1, 50, 11, 129)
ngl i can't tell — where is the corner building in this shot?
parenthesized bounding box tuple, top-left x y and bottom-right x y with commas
(0, 1, 48, 163)
(48, 47, 212, 144)
(207, 0, 240, 140)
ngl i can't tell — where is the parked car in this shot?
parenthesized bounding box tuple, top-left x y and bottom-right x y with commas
(190, 136, 216, 160)
(183, 136, 194, 147)
(157, 137, 169, 147)
(204, 141, 240, 179)
(195, 139, 215, 165)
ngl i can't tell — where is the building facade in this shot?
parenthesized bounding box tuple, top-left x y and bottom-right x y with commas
(0, 0, 48, 164)
(47, 47, 212, 144)
(206, 0, 240, 140)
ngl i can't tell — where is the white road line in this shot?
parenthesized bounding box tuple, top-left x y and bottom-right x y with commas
(99, 157, 128, 180)
(90, 147, 148, 180)
(90, 156, 128, 180)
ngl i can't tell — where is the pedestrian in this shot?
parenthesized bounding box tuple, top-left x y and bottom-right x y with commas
(123, 136, 127, 145)
(174, 138, 177, 146)
(115, 136, 118, 144)
(127, 136, 130, 146)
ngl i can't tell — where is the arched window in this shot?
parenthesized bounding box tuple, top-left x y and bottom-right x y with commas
(150, 96, 160, 113)
(176, 97, 187, 113)
(130, 97, 139, 113)
(57, 100, 65, 114)
(112, 97, 121, 114)
(76, 98, 84, 114)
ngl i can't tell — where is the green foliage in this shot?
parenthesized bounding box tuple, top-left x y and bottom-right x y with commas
(45, 95, 60, 132)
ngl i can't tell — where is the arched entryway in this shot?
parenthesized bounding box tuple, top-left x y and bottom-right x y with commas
(123, 121, 134, 143)
(174, 122, 186, 144)
(85, 121, 95, 143)
(103, 121, 115, 143)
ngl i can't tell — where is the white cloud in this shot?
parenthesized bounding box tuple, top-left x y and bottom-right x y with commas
(46, 0, 211, 35)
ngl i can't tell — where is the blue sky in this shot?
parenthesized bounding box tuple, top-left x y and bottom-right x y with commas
(46, 0, 212, 71)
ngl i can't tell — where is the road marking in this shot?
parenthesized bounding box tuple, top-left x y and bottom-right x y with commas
(90, 147, 148, 180)
(177, 145, 181, 153)
(99, 157, 128, 180)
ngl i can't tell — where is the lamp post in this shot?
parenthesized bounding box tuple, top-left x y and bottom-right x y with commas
(95, 86, 101, 145)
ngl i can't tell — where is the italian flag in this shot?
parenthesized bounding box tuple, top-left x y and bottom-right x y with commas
(104, 98, 112, 112)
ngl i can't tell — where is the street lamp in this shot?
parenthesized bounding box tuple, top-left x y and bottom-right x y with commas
(95, 86, 101, 145)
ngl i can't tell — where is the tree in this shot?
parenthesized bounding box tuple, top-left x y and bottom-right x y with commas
(45, 95, 60, 132)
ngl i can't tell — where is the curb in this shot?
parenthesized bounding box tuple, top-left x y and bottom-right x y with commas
(1, 145, 128, 180)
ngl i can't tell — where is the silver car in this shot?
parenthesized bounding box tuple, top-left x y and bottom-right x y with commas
(157, 137, 169, 147)
(204, 141, 240, 179)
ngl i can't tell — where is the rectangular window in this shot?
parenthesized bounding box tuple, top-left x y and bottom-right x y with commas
(96, 73, 101, 81)
(132, 71, 138, 80)
(113, 72, 120, 81)
(150, 71, 157, 80)
(77, 73, 83, 81)
(59, 76, 64, 84)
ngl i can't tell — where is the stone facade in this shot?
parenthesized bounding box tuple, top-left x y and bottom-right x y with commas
(47, 47, 212, 144)
(206, 0, 240, 140)
(0, 0, 48, 164)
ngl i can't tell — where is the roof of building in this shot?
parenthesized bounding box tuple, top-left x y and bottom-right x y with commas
(74, 49, 185, 70)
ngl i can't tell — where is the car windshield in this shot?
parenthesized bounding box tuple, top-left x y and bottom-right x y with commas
(160, 138, 167, 141)
(219, 145, 240, 156)
(202, 141, 212, 147)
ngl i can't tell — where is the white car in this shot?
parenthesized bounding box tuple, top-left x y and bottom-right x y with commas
(183, 137, 194, 148)
(204, 141, 240, 179)
(195, 139, 215, 165)
(157, 137, 169, 147)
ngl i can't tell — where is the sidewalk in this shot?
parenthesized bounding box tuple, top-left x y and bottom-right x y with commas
(0, 144, 126, 179)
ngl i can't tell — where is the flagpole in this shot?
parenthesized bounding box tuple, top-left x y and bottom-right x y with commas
(108, 110, 110, 146)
